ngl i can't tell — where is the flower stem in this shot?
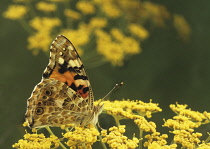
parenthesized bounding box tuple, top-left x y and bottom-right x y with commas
(45, 126, 67, 149)
(19, 19, 34, 34)
(98, 134, 108, 149)
(139, 129, 143, 149)
(113, 116, 120, 126)
(95, 126, 107, 149)
(205, 135, 210, 143)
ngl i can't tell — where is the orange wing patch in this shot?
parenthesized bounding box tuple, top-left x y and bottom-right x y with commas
(50, 69, 89, 98)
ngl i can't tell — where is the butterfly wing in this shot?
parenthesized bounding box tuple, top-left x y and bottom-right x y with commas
(25, 35, 98, 128)
(43, 35, 93, 107)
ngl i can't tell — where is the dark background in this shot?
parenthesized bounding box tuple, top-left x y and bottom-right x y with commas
(1, 0, 210, 148)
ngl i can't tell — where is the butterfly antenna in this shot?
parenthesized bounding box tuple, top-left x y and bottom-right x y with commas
(101, 82, 124, 100)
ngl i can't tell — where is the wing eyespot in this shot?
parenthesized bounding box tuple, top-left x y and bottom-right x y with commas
(45, 90, 52, 96)
(37, 101, 42, 106)
(35, 107, 44, 115)
(43, 96, 47, 99)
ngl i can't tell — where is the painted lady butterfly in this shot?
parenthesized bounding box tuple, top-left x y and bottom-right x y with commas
(25, 35, 103, 128)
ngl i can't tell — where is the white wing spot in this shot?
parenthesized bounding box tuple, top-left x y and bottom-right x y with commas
(68, 45, 74, 51)
(58, 57, 65, 65)
(69, 59, 79, 67)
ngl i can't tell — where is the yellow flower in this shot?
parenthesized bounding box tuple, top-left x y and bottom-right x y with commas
(30, 17, 61, 32)
(163, 116, 201, 130)
(128, 24, 149, 40)
(102, 100, 162, 118)
(101, 2, 121, 18)
(3, 5, 27, 20)
(102, 125, 139, 149)
(89, 17, 107, 28)
(63, 125, 99, 148)
(170, 103, 206, 122)
(95, 29, 125, 66)
(64, 9, 81, 20)
(22, 121, 28, 127)
(122, 37, 141, 55)
(144, 132, 168, 147)
(134, 116, 156, 132)
(12, 133, 60, 149)
(110, 28, 125, 41)
(143, 2, 170, 27)
(197, 142, 210, 148)
(76, 1, 95, 14)
(172, 130, 201, 148)
(27, 32, 52, 53)
(36, 2, 57, 12)
(101, 41, 124, 66)
(173, 14, 191, 41)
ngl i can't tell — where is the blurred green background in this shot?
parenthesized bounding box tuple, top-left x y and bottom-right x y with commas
(1, 0, 210, 148)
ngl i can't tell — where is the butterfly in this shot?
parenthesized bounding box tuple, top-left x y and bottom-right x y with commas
(25, 35, 103, 128)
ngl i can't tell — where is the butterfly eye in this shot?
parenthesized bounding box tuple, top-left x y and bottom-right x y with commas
(45, 90, 52, 96)
(35, 107, 44, 115)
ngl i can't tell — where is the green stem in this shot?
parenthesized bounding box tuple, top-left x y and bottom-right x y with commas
(98, 134, 108, 149)
(95, 126, 107, 149)
(45, 126, 67, 149)
(139, 129, 143, 149)
(205, 135, 210, 143)
(19, 19, 34, 34)
(113, 116, 120, 126)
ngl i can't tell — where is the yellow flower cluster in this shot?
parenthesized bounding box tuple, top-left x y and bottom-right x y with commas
(27, 17, 61, 53)
(3, 0, 191, 67)
(146, 142, 177, 149)
(12, 133, 60, 149)
(162, 103, 210, 148)
(3, 5, 27, 20)
(197, 142, 210, 148)
(89, 17, 107, 29)
(134, 116, 156, 133)
(128, 24, 149, 40)
(36, 2, 57, 12)
(173, 14, 191, 41)
(30, 17, 61, 32)
(64, 9, 81, 20)
(101, 2, 121, 18)
(14, 100, 210, 149)
(27, 33, 52, 53)
(170, 103, 206, 122)
(95, 29, 142, 66)
(144, 132, 169, 147)
(101, 125, 139, 149)
(76, 1, 95, 15)
(102, 100, 162, 120)
(63, 125, 99, 148)
(163, 115, 201, 130)
(173, 129, 202, 149)
(142, 2, 170, 27)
